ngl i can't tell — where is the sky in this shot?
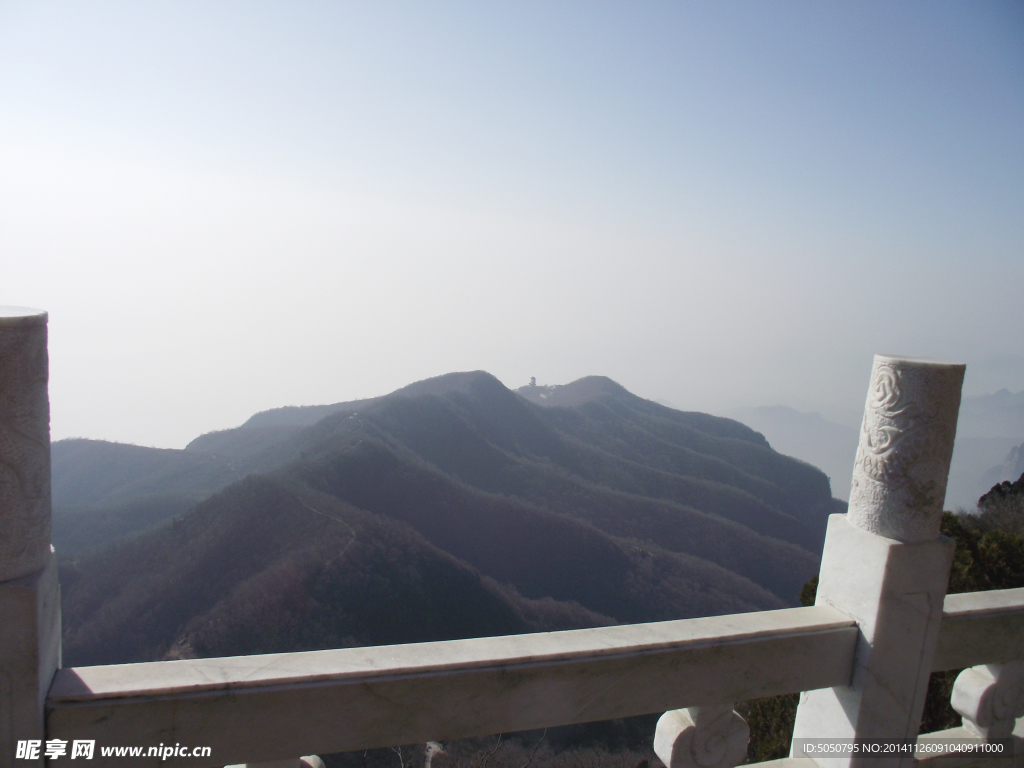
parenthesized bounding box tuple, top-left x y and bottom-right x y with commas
(1, 1, 1022, 448)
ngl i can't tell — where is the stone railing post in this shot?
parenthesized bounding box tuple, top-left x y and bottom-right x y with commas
(790, 355, 965, 768)
(0, 308, 61, 768)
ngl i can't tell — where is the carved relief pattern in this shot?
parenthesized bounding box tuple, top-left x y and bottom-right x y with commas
(951, 662, 1024, 740)
(654, 706, 748, 768)
(847, 356, 965, 543)
(0, 318, 52, 581)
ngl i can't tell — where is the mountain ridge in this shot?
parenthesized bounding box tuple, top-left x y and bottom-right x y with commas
(55, 371, 842, 667)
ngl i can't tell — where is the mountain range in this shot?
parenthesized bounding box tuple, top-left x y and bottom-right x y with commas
(730, 389, 1024, 506)
(54, 373, 844, 666)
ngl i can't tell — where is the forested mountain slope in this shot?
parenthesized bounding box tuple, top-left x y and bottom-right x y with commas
(61, 477, 615, 665)
(56, 371, 844, 666)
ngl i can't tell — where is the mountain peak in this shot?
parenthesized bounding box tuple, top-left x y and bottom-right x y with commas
(516, 376, 632, 408)
(387, 371, 507, 400)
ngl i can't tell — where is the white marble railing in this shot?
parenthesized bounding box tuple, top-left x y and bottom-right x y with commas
(40, 589, 1024, 768)
(45, 605, 858, 761)
(2, 308, 1023, 768)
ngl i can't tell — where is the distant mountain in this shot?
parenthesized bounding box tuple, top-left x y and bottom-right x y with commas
(947, 436, 1024, 510)
(726, 406, 858, 501)
(50, 439, 245, 556)
(239, 398, 376, 430)
(976, 442, 1024, 500)
(939, 389, 1024, 508)
(727, 389, 1024, 509)
(51, 438, 240, 508)
(56, 372, 843, 666)
(957, 389, 1024, 439)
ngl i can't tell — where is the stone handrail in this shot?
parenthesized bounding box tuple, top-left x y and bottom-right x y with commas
(46, 605, 858, 765)
(3, 308, 1023, 768)
(41, 591, 1024, 768)
(933, 588, 1024, 672)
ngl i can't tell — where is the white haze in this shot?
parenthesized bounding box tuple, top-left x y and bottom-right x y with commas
(1, 2, 1022, 451)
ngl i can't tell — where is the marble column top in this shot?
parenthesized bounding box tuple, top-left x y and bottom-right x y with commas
(0, 307, 47, 327)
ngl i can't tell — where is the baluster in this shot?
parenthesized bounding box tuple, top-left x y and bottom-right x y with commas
(654, 705, 748, 768)
(951, 661, 1024, 740)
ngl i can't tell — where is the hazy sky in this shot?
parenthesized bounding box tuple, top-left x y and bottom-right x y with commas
(2, 1, 1022, 448)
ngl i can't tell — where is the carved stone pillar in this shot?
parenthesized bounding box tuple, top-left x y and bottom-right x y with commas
(0, 307, 60, 768)
(846, 356, 965, 543)
(654, 705, 748, 768)
(951, 661, 1024, 740)
(790, 356, 965, 768)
